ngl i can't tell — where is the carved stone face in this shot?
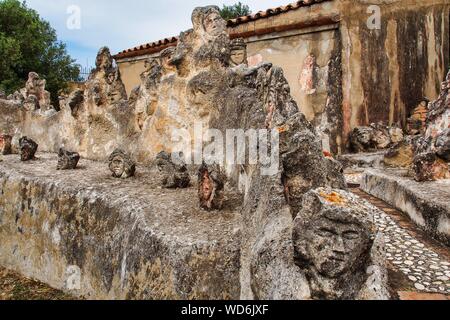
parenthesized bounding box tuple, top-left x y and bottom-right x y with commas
(110, 156, 125, 177)
(230, 48, 246, 66)
(0, 134, 12, 155)
(19, 137, 38, 161)
(305, 213, 369, 278)
(204, 12, 226, 37)
(160, 48, 176, 73)
(108, 149, 136, 179)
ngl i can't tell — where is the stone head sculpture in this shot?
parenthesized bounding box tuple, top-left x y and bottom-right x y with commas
(198, 162, 226, 211)
(19, 136, 38, 161)
(0, 134, 12, 155)
(57, 148, 80, 170)
(25, 72, 41, 94)
(156, 151, 190, 189)
(159, 47, 176, 74)
(95, 47, 113, 71)
(108, 149, 136, 179)
(229, 38, 247, 67)
(293, 188, 376, 299)
(192, 6, 226, 40)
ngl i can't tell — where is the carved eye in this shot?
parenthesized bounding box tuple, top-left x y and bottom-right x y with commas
(317, 228, 334, 237)
(343, 231, 360, 240)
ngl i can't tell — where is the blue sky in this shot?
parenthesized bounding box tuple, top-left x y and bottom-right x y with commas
(25, 0, 289, 68)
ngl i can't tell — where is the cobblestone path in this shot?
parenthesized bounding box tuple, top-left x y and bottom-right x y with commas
(351, 187, 450, 296)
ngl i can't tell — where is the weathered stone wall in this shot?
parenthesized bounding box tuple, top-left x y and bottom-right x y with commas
(244, 28, 343, 154)
(117, 56, 158, 95)
(340, 0, 450, 144)
(0, 154, 241, 299)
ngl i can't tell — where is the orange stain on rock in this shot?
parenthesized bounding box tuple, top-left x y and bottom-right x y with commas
(319, 191, 347, 206)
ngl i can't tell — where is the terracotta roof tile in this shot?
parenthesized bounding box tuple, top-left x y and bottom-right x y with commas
(114, 0, 332, 60)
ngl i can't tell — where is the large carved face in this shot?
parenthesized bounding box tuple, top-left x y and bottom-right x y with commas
(203, 11, 226, 37)
(303, 212, 370, 278)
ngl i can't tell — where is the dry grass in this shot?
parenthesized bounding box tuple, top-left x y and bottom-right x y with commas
(0, 266, 76, 300)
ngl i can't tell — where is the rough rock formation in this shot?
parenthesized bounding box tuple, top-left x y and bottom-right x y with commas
(409, 71, 449, 181)
(19, 137, 38, 161)
(8, 72, 53, 111)
(198, 163, 226, 211)
(0, 134, 12, 155)
(407, 100, 429, 135)
(349, 127, 374, 152)
(86, 47, 127, 107)
(155, 151, 190, 188)
(57, 148, 80, 170)
(108, 149, 136, 179)
(412, 152, 450, 182)
(384, 144, 414, 168)
(349, 123, 404, 153)
(292, 188, 390, 300)
(435, 129, 450, 161)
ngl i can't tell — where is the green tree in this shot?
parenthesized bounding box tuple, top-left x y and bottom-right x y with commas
(219, 2, 251, 20)
(0, 0, 80, 105)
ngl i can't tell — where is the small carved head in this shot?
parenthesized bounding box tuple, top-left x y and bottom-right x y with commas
(19, 136, 38, 161)
(95, 47, 113, 70)
(0, 134, 12, 155)
(159, 47, 176, 73)
(230, 38, 247, 66)
(108, 149, 136, 179)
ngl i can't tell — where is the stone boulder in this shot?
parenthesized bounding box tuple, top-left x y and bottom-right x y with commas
(384, 140, 415, 168)
(57, 148, 80, 170)
(412, 152, 450, 182)
(155, 151, 190, 189)
(435, 128, 450, 162)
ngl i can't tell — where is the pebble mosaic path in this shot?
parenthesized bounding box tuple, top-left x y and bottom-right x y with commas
(349, 182, 450, 295)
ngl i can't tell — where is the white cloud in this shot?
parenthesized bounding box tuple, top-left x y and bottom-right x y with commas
(25, 0, 289, 66)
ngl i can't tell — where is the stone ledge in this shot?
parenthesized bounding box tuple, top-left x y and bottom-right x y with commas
(361, 169, 450, 247)
(338, 151, 387, 172)
(0, 153, 241, 300)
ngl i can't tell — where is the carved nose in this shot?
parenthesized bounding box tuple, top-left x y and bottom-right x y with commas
(332, 236, 346, 254)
